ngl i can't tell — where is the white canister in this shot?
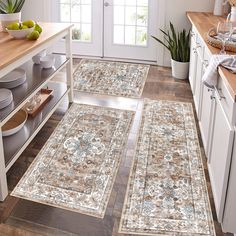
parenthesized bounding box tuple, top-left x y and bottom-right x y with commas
(214, 0, 224, 16)
(228, 6, 236, 22)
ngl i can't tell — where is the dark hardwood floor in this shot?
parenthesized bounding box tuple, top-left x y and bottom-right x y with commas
(0, 60, 232, 236)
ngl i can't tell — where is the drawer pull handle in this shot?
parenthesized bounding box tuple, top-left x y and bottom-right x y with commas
(203, 60, 209, 67)
(218, 89, 226, 100)
(196, 43, 202, 49)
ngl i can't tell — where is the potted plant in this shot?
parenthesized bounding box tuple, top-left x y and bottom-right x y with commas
(0, 0, 25, 32)
(152, 22, 190, 80)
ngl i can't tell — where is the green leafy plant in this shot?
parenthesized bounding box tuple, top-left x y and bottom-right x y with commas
(0, 0, 25, 14)
(152, 22, 190, 62)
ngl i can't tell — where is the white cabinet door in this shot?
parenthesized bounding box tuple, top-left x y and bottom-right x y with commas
(208, 90, 234, 222)
(189, 37, 197, 93)
(222, 133, 236, 233)
(199, 50, 212, 157)
(193, 47, 204, 117)
(199, 85, 214, 157)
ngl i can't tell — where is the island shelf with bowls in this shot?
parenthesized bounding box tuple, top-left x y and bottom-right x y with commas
(0, 22, 73, 201)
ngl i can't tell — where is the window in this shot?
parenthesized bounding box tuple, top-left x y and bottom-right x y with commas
(59, 0, 92, 42)
(113, 0, 148, 46)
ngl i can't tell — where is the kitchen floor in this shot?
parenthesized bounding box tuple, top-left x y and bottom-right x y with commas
(0, 60, 232, 236)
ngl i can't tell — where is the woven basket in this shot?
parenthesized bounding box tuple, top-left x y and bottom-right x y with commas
(207, 27, 236, 53)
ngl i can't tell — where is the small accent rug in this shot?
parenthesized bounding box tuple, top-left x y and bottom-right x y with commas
(73, 59, 150, 98)
(11, 103, 134, 218)
(119, 100, 216, 236)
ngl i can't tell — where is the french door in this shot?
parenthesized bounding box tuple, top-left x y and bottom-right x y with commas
(52, 0, 103, 56)
(52, 0, 163, 62)
(104, 0, 159, 61)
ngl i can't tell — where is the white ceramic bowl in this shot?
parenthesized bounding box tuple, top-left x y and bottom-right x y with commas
(6, 27, 34, 39)
(40, 55, 56, 69)
(2, 109, 28, 137)
(32, 50, 47, 64)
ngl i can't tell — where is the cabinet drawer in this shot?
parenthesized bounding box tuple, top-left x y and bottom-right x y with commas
(217, 78, 235, 124)
(191, 26, 198, 42)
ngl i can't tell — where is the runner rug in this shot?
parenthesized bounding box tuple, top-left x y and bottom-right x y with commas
(73, 59, 149, 98)
(119, 100, 216, 236)
(11, 103, 134, 218)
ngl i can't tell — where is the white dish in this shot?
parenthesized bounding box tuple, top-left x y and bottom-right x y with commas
(0, 88, 12, 102)
(0, 96, 13, 107)
(6, 27, 34, 39)
(40, 55, 55, 69)
(32, 50, 47, 64)
(0, 68, 26, 88)
(0, 97, 13, 109)
(2, 109, 28, 137)
(0, 89, 13, 109)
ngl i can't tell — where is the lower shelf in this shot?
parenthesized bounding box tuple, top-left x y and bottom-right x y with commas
(3, 81, 70, 170)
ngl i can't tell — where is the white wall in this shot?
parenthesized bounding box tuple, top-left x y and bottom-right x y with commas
(22, 0, 50, 22)
(161, 0, 215, 66)
(22, 0, 215, 66)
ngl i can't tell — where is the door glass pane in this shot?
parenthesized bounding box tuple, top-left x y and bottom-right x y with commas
(113, 0, 148, 46)
(59, 0, 92, 42)
(114, 25, 124, 44)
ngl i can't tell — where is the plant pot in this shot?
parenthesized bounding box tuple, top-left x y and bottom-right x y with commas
(171, 59, 189, 80)
(0, 12, 21, 32)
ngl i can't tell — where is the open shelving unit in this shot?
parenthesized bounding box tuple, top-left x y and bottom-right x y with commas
(0, 22, 74, 201)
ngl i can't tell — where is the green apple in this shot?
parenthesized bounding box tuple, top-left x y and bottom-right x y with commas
(27, 30, 40, 40)
(35, 23, 42, 34)
(7, 22, 20, 30)
(22, 20, 35, 28)
(21, 25, 28, 29)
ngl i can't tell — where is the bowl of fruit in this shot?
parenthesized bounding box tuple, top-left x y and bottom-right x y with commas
(6, 20, 42, 40)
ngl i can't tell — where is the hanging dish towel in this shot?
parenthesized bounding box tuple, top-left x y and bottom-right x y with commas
(202, 55, 236, 88)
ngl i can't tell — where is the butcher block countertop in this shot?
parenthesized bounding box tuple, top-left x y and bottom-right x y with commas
(0, 22, 73, 71)
(187, 12, 236, 101)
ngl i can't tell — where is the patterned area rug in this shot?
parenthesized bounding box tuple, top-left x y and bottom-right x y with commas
(119, 100, 216, 236)
(73, 59, 150, 98)
(11, 104, 134, 218)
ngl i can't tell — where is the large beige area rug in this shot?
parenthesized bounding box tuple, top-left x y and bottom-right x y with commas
(73, 59, 150, 98)
(119, 100, 216, 236)
(11, 103, 134, 218)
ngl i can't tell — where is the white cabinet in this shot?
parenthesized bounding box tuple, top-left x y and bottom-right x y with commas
(198, 50, 213, 157)
(208, 90, 234, 222)
(199, 85, 214, 157)
(189, 21, 236, 235)
(222, 137, 236, 232)
(189, 32, 197, 93)
(193, 44, 204, 117)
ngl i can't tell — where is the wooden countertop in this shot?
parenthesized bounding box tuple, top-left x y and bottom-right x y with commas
(0, 22, 73, 71)
(187, 12, 236, 101)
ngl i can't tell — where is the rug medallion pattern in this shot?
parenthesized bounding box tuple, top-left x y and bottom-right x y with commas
(73, 59, 150, 98)
(11, 104, 134, 218)
(119, 100, 216, 236)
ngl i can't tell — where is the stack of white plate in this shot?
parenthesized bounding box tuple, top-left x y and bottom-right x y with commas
(0, 68, 26, 89)
(0, 89, 13, 109)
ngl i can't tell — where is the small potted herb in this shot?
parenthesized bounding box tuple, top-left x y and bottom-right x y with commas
(152, 22, 190, 80)
(0, 0, 25, 32)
